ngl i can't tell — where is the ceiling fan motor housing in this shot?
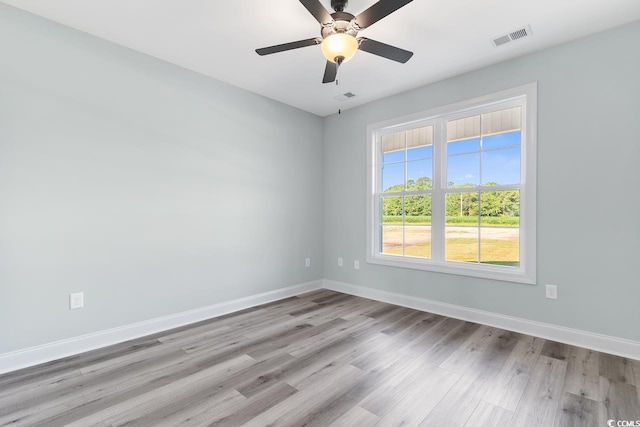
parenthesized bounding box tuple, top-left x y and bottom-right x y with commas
(321, 11, 358, 39)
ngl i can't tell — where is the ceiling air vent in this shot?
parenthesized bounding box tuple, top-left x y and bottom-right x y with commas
(333, 92, 356, 102)
(492, 25, 532, 47)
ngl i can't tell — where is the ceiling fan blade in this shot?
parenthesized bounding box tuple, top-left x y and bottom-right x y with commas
(322, 61, 338, 84)
(299, 0, 333, 24)
(358, 38, 413, 63)
(355, 0, 413, 29)
(256, 38, 321, 56)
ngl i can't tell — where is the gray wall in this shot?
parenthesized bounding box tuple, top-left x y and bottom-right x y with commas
(0, 4, 324, 353)
(323, 21, 640, 342)
(1, 2, 638, 356)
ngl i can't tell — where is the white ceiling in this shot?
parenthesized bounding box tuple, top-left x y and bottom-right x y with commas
(3, 0, 640, 116)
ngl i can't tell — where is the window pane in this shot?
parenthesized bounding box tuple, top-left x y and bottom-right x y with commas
(480, 190, 520, 267)
(381, 196, 403, 222)
(405, 195, 431, 258)
(483, 130, 521, 150)
(445, 192, 479, 263)
(404, 195, 431, 222)
(404, 226, 431, 258)
(382, 163, 404, 192)
(445, 191, 479, 221)
(480, 190, 520, 218)
(480, 227, 519, 266)
(407, 145, 433, 161)
(447, 137, 480, 155)
(381, 196, 403, 255)
(447, 115, 480, 142)
(446, 225, 479, 263)
(382, 131, 403, 146)
(383, 150, 404, 163)
(406, 159, 432, 190)
(382, 131, 405, 163)
(407, 125, 434, 160)
(447, 152, 480, 187)
(482, 147, 521, 186)
(481, 107, 521, 137)
(381, 225, 403, 255)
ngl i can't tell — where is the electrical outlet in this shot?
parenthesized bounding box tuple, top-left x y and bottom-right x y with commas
(545, 284, 557, 300)
(338, 257, 343, 267)
(69, 292, 84, 309)
(305, 257, 310, 268)
(354, 260, 360, 270)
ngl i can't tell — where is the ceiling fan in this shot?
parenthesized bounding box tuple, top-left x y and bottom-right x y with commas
(256, 0, 414, 84)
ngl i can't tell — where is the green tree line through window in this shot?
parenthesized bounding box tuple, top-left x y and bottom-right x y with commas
(382, 177, 519, 226)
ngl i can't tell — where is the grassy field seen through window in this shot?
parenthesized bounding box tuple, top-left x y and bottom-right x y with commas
(381, 223, 519, 266)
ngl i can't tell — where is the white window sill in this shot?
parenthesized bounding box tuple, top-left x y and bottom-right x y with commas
(366, 254, 536, 285)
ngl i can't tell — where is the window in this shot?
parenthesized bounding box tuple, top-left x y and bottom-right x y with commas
(366, 83, 536, 284)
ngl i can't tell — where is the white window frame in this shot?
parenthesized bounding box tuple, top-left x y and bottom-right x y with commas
(366, 83, 537, 284)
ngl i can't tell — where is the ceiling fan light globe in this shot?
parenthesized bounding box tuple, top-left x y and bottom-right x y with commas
(321, 33, 358, 63)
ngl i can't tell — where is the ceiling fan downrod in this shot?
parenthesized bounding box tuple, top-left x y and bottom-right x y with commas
(331, 0, 348, 12)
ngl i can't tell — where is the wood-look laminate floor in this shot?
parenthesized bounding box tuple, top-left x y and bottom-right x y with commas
(1, 290, 639, 427)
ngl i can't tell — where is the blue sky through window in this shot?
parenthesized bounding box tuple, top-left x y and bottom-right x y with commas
(382, 131, 521, 191)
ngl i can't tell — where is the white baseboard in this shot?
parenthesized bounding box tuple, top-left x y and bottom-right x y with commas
(3, 278, 637, 375)
(323, 279, 640, 361)
(0, 280, 323, 375)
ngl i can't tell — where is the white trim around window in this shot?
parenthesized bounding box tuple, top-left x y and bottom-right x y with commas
(366, 83, 537, 284)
